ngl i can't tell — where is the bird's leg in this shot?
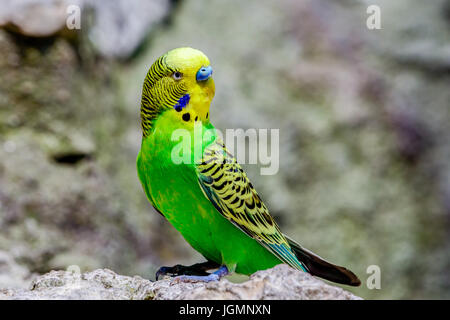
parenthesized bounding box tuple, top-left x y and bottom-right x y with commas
(155, 260, 220, 280)
(173, 265, 229, 283)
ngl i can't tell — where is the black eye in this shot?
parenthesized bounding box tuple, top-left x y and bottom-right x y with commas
(172, 72, 183, 80)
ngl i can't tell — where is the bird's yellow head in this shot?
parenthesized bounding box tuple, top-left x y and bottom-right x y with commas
(140, 47, 215, 137)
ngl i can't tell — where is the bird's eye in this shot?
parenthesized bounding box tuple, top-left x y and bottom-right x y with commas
(172, 72, 183, 80)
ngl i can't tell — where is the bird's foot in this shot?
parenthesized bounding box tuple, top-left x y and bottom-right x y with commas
(173, 265, 229, 283)
(155, 260, 220, 280)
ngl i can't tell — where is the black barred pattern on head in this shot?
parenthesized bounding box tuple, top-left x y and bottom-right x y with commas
(141, 54, 188, 137)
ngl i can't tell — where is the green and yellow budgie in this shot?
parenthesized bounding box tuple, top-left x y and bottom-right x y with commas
(137, 47, 360, 286)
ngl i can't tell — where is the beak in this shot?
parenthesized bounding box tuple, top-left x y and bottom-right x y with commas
(196, 65, 213, 82)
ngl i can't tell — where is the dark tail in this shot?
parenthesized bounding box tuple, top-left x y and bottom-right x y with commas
(284, 234, 361, 287)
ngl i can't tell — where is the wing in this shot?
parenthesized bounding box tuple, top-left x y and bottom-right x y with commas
(196, 138, 307, 272)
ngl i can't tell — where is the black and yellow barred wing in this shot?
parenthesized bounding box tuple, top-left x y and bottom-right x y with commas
(196, 139, 307, 272)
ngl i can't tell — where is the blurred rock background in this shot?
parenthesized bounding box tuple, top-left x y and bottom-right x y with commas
(0, 0, 449, 299)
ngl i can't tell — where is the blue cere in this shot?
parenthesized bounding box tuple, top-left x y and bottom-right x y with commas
(196, 65, 213, 81)
(174, 94, 190, 112)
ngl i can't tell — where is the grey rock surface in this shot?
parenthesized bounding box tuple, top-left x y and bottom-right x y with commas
(0, 0, 171, 58)
(0, 0, 72, 36)
(0, 251, 35, 289)
(0, 265, 361, 300)
(86, 0, 171, 58)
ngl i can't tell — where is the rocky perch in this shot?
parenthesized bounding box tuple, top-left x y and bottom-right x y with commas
(0, 265, 361, 300)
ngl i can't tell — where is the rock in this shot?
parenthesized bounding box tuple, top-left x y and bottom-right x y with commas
(0, 0, 72, 37)
(0, 251, 34, 289)
(0, 265, 361, 300)
(0, 0, 171, 58)
(86, 0, 171, 58)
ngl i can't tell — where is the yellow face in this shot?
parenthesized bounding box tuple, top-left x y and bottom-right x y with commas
(141, 47, 215, 135)
(165, 47, 215, 124)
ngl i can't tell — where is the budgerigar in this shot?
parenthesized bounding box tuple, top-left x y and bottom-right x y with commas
(136, 47, 360, 286)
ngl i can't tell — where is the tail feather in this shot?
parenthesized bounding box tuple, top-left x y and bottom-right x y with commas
(284, 234, 361, 287)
